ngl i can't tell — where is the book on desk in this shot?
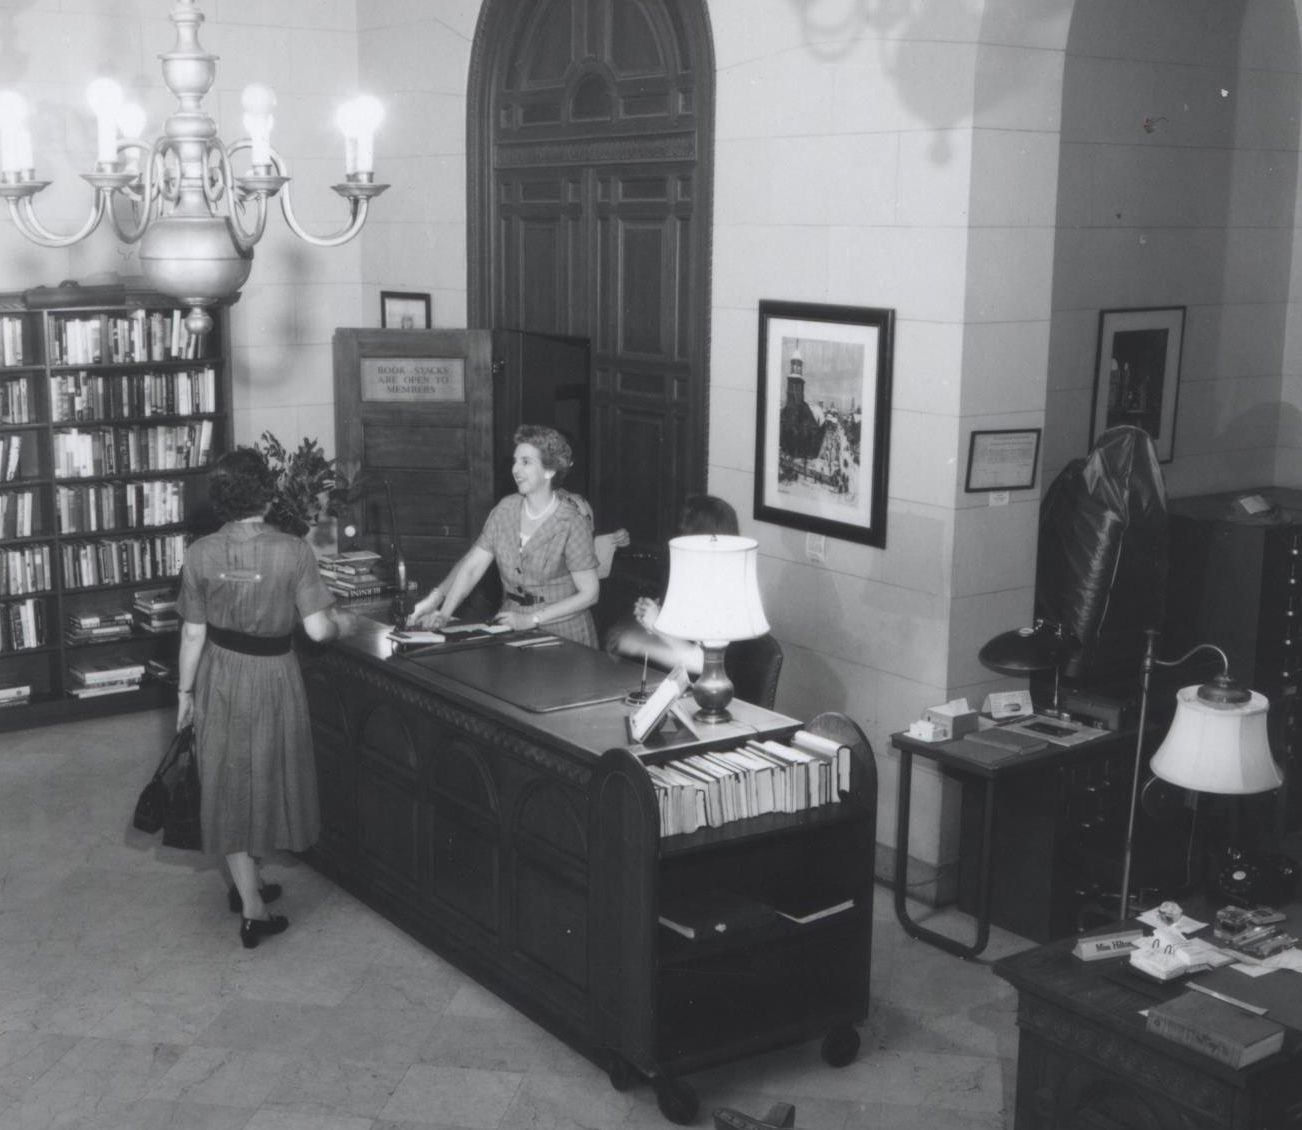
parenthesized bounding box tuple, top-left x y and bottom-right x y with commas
(1146, 989, 1285, 1068)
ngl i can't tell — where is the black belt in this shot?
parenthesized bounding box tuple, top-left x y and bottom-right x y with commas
(503, 588, 543, 607)
(207, 623, 293, 656)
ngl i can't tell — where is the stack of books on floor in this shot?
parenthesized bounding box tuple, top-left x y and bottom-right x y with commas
(0, 681, 32, 709)
(133, 586, 179, 634)
(68, 654, 147, 699)
(645, 728, 852, 836)
(65, 607, 134, 645)
(318, 550, 386, 599)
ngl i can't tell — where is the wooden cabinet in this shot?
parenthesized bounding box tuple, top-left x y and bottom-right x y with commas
(1165, 489, 1302, 834)
(302, 622, 876, 1123)
(0, 285, 230, 730)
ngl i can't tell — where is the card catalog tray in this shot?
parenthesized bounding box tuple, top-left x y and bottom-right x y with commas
(407, 639, 639, 712)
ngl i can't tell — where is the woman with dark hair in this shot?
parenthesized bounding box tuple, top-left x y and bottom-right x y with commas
(176, 447, 354, 948)
(411, 424, 600, 647)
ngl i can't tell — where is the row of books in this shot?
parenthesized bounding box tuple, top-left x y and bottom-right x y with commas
(1, 544, 52, 596)
(68, 653, 147, 699)
(0, 489, 36, 539)
(646, 729, 852, 836)
(65, 607, 133, 645)
(56, 479, 186, 534)
(0, 317, 26, 367)
(49, 368, 218, 422)
(0, 376, 30, 422)
(1, 598, 43, 652)
(318, 549, 387, 598)
(0, 433, 27, 482)
(0, 681, 32, 708)
(60, 534, 186, 589)
(52, 421, 215, 478)
(64, 588, 179, 644)
(49, 309, 208, 366)
(134, 586, 179, 634)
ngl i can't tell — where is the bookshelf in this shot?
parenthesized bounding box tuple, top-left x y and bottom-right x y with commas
(303, 623, 876, 1123)
(0, 286, 231, 730)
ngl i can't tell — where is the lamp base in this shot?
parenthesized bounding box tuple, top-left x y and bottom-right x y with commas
(691, 644, 734, 724)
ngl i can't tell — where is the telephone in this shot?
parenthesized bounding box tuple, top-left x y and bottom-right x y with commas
(1210, 846, 1300, 906)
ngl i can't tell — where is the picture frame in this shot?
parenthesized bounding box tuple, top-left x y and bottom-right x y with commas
(380, 290, 432, 330)
(754, 300, 893, 547)
(964, 428, 1042, 493)
(1090, 306, 1185, 463)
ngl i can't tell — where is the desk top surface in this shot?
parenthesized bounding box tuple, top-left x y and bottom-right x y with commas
(326, 611, 801, 763)
(891, 723, 1128, 777)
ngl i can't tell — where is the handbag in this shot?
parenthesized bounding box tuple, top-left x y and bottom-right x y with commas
(132, 725, 202, 850)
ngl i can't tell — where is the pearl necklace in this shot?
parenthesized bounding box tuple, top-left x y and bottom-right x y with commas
(523, 494, 557, 522)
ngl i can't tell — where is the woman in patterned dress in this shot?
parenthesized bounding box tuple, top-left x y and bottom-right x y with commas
(412, 424, 600, 647)
(175, 448, 354, 948)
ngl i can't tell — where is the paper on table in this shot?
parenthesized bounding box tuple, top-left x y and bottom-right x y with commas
(1137, 909, 1207, 933)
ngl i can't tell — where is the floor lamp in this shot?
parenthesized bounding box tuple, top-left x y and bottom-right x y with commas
(1118, 628, 1282, 919)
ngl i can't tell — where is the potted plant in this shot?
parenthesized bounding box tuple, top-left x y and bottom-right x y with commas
(256, 432, 356, 540)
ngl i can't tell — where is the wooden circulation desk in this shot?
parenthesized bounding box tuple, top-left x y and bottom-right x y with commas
(300, 617, 878, 1124)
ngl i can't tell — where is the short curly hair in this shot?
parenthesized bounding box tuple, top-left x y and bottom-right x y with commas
(513, 424, 573, 483)
(209, 447, 277, 521)
(679, 494, 739, 536)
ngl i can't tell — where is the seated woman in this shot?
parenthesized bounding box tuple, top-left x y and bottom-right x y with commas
(410, 424, 602, 647)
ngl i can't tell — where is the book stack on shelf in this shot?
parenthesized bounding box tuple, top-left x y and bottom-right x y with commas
(645, 728, 852, 836)
(0, 489, 35, 538)
(67, 654, 147, 699)
(0, 377, 28, 421)
(64, 607, 133, 645)
(1, 432, 26, 481)
(52, 421, 214, 476)
(0, 681, 31, 710)
(133, 586, 179, 634)
(1, 315, 25, 366)
(56, 479, 185, 533)
(60, 533, 186, 588)
(318, 550, 386, 600)
(49, 367, 217, 421)
(1, 599, 43, 652)
(2, 545, 51, 593)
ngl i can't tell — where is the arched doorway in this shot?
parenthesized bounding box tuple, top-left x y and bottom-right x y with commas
(468, 0, 715, 568)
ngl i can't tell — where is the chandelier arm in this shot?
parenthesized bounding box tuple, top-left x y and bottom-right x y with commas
(278, 182, 369, 248)
(220, 139, 271, 251)
(8, 194, 107, 248)
(103, 145, 163, 244)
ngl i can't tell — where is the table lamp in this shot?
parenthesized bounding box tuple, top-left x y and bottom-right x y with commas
(978, 619, 1076, 717)
(1117, 629, 1283, 918)
(653, 534, 769, 723)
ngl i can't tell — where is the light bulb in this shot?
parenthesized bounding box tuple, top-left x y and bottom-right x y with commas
(0, 91, 31, 175)
(336, 95, 383, 175)
(117, 103, 146, 174)
(241, 83, 277, 167)
(85, 78, 125, 165)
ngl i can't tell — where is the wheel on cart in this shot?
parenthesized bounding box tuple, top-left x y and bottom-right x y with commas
(821, 1025, 860, 1067)
(654, 1076, 699, 1125)
(606, 1054, 638, 1092)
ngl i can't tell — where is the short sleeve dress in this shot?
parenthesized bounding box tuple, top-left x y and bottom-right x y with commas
(477, 493, 600, 648)
(177, 520, 334, 856)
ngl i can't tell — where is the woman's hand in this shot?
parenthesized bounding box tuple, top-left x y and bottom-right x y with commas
(410, 587, 444, 625)
(494, 610, 536, 632)
(176, 691, 194, 731)
(634, 597, 660, 632)
(608, 528, 631, 548)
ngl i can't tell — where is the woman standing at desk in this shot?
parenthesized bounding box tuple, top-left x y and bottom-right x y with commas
(412, 424, 600, 647)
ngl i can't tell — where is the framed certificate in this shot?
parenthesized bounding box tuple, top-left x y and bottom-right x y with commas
(964, 428, 1041, 492)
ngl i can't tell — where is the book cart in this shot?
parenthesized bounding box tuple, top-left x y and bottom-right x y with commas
(0, 284, 231, 729)
(303, 626, 876, 1125)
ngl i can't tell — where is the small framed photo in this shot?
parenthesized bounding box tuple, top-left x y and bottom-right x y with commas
(754, 300, 894, 547)
(1090, 306, 1185, 462)
(964, 428, 1042, 493)
(380, 291, 432, 330)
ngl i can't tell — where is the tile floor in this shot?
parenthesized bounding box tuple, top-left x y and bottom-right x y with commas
(0, 709, 1032, 1130)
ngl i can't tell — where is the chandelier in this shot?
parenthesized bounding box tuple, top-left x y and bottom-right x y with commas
(0, 0, 387, 337)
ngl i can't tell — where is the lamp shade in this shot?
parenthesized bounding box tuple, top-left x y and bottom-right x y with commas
(654, 534, 769, 646)
(1149, 685, 1283, 795)
(978, 622, 1073, 676)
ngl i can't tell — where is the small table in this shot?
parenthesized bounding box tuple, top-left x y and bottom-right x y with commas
(891, 725, 1131, 958)
(993, 931, 1302, 1129)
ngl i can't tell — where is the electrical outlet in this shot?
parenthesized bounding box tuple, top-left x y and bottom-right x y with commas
(806, 533, 826, 563)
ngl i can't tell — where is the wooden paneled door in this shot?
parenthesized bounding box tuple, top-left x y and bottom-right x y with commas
(468, 0, 715, 568)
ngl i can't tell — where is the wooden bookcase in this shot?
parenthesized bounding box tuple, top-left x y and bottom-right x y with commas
(0, 286, 231, 730)
(302, 623, 876, 1123)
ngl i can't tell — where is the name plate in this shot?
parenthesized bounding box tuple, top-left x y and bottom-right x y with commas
(361, 357, 465, 402)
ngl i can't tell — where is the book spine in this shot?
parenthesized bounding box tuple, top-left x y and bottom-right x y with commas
(1146, 1014, 1252, 1067)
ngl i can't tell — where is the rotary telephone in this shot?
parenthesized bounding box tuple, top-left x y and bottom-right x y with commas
(1210, 846, 1300, 906)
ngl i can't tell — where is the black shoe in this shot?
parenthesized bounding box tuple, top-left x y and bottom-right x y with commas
(240, 914, 289, 949)
(227, 883, 283, 914)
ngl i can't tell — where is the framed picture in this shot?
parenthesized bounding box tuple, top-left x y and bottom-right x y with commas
(1090, 306, 1185, 462)
(754, 300, 894, 547)
(380, 290, 432, 330)
(964, 428, 1041, 493)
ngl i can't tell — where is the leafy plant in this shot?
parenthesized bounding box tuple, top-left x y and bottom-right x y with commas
(257, 432, 354, 537)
